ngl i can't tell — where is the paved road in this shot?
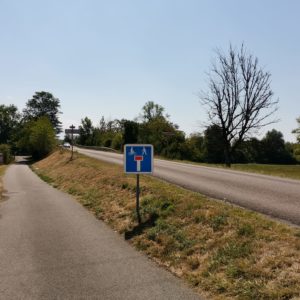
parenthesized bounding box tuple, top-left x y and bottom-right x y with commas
(75, 148, 300, 226)
(0, 160, 202, 300)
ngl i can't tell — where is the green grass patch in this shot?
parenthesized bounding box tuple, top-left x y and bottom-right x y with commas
(230, 163, 300, 180)
(37, 173, 54, 184)
(159, 156, 300, 180)
(32, 151, 300, 300)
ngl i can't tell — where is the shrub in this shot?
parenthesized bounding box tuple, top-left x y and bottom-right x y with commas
(0, 144, 13, 164)
(111, 132, 123, 150)
(18, 117, 56, 159)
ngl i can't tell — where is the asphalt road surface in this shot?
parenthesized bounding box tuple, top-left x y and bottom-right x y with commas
(75, 147, 300, 226)
(0, 160, 202, 300)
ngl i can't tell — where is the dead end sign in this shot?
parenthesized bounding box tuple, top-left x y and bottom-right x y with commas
(124, 144, 153, 174)
(124, 144, 153, 224)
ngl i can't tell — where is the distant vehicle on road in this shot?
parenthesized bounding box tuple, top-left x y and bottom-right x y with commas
(63, 142, 71, 149)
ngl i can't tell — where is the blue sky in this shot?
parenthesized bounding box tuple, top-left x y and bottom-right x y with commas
(0, 0, 299, 141)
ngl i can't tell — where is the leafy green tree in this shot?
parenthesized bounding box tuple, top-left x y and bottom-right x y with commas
(203, 125, 225, 163)
(18, 117, 56, 159)
(291, 117, 300, 162)
(260, 129, 295, 164)
(23, 91, 62, 134)
(285, 142, 299, 163)
(0, 104, 20, 144)
(94, 117, 122, 148)
(140, 101, 167, 122)
(161, 130, 186, 159)
(29, 117, 56, 158)
(237, 138, 262, 163)
(122, 120, 139, 145)
(182, 133, 205, 162)
(78, 117, 94, 145)
(0, 144, 13, 164)
(293, 145, 300, 162)
(139, 115, 177, 155)
(292, 117, 300, 143)
(138, 101, 183, 156)
(111, 132, 123, 150)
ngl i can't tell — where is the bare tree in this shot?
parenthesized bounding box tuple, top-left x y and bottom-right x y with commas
(200, 44, 278, 166)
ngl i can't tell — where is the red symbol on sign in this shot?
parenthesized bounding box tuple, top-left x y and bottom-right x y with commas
(134, 156, 143, 161)
(134, 155, 144, 171)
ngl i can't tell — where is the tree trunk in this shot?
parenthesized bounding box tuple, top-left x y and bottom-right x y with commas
(224, 146, 231, 167)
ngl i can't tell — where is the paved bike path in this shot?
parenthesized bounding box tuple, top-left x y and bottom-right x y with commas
(0, 161, 202, 299)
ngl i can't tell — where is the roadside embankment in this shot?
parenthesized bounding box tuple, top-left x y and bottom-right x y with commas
(0, 165, 7, 202)
(33, 150, 300, 300)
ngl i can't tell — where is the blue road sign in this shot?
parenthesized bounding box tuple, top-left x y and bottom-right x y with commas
(124, 144, 154, 174)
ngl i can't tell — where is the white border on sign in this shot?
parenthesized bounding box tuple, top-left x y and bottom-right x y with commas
(124, 144, 154, 174)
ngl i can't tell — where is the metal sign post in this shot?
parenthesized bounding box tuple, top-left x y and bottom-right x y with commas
(65, 126, 80, 160)
(124, 144, 154, 224)
(70, 125, 75, 160)
(136, 174, 141, 223)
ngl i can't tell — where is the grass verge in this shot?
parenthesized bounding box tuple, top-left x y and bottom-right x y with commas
(158, 157, 300, 181)
(33, 151, 300, 300)
(225, 164, 300, 180)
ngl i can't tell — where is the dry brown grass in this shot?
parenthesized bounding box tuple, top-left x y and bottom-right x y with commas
(0, 165, 7, 202)
(33, 150, 300, 300)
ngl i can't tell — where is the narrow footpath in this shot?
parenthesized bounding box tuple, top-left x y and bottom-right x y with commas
(0, 160, 202, 300)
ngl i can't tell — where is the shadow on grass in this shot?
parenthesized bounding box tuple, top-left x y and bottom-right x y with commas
(124, 214, 158, 240)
